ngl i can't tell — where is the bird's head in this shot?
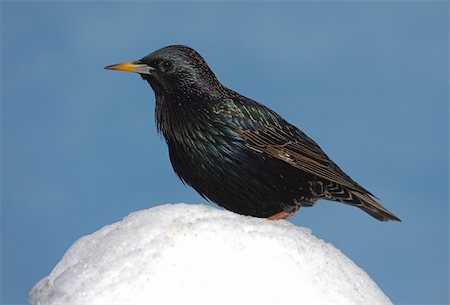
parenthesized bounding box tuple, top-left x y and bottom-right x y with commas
(105, 45, 222, 97)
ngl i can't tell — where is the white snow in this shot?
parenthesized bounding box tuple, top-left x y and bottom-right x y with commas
(29, 203, 392, 305)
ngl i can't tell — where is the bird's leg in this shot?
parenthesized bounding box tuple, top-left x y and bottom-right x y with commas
(267, 205, 299, 220)
(267, 211, 293, 220)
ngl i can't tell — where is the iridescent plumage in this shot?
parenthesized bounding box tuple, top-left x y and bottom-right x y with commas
(105, 45, 400, 221)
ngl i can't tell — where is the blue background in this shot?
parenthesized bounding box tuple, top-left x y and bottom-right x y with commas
(2, 2, 448, 304)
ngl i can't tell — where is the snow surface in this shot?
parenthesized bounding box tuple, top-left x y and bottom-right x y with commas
(29, 203, 392, 305)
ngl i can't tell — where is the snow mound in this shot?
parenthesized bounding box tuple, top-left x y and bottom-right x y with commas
(29, 203, 392, 305)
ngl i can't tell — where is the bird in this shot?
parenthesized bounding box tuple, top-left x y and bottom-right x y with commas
(105, 45, 400, 222)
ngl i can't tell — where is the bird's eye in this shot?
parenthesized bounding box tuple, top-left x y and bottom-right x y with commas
(159, 60, 173, 72)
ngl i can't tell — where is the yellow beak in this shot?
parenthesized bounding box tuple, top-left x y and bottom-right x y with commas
(104, 61, 154, 75)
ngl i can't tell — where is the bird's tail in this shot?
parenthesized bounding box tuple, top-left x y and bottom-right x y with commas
(324, 182, 401, 222)
(351, 191, 401, 222)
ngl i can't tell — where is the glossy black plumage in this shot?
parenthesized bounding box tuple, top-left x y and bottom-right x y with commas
(105, 45, 400, 222)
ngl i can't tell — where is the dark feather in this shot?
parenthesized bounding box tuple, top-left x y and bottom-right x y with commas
(106, 45, 400, 222)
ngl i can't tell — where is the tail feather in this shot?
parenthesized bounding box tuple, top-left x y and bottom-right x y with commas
(323, 182, 401, 222)
(351, 191, 401, 222)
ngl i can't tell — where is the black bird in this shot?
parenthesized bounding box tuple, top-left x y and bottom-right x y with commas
(105, 45, 400, 222)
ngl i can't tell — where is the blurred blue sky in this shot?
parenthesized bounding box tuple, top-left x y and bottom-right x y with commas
(1, 2, 448, 304)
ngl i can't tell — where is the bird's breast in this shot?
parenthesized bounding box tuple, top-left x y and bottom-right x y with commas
(165, 126, 247, 189)
(155, 94, 250, 184)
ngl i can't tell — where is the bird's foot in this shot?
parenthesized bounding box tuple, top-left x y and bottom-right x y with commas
(267, 211, 294, 220)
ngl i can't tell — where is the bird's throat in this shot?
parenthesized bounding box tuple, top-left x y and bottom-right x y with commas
(155, 94, 204, 145)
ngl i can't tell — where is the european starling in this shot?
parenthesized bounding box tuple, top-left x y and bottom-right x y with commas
(105, 45, 400, 222)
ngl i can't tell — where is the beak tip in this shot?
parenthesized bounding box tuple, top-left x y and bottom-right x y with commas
(104, 64, 117, 70)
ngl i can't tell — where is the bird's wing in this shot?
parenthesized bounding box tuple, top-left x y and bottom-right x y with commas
(238, 123, 370, 194)
(215, 95, 371, 194)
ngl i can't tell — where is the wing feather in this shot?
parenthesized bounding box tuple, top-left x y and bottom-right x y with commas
(239, 125, 370, 194)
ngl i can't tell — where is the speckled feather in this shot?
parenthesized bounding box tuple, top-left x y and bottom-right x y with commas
(115, 45, 400, 221)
